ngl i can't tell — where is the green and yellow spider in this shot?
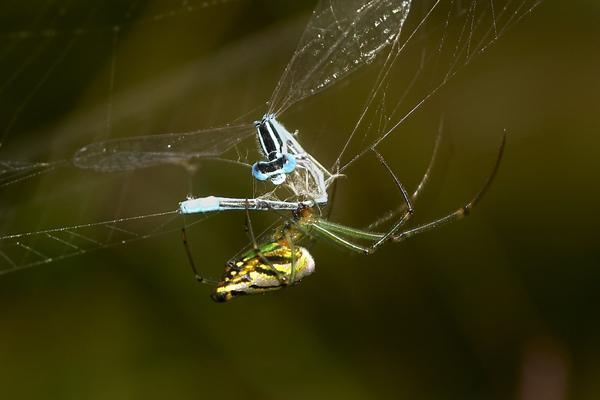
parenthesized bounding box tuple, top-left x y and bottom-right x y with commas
(183, 136, 505, 302)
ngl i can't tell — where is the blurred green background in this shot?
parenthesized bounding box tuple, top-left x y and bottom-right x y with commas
(0, 0, 598, 399)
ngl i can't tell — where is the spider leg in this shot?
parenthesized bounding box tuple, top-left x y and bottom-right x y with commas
(390, 133, 505, 243)
(410, 116, 444, 204)
(304, 162, 342, 252)
(181, 227, 218, 285)
(365, 115, 444, 231)
(243, 200, 289, 283)
(306, 148, 414, 255)
(285, 231, 297, 284)
(363, 148, 414, 254)
(309, 220, 384, 253)
(305, 133, 504, 256)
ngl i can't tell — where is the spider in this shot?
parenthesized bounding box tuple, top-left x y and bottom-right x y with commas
(183, 135, 505, 302)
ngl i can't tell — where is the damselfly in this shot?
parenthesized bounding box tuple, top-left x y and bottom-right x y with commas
(73, 0, 412, 213)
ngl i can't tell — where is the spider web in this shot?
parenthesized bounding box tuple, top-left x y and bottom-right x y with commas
(0, 0, 543, 276)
